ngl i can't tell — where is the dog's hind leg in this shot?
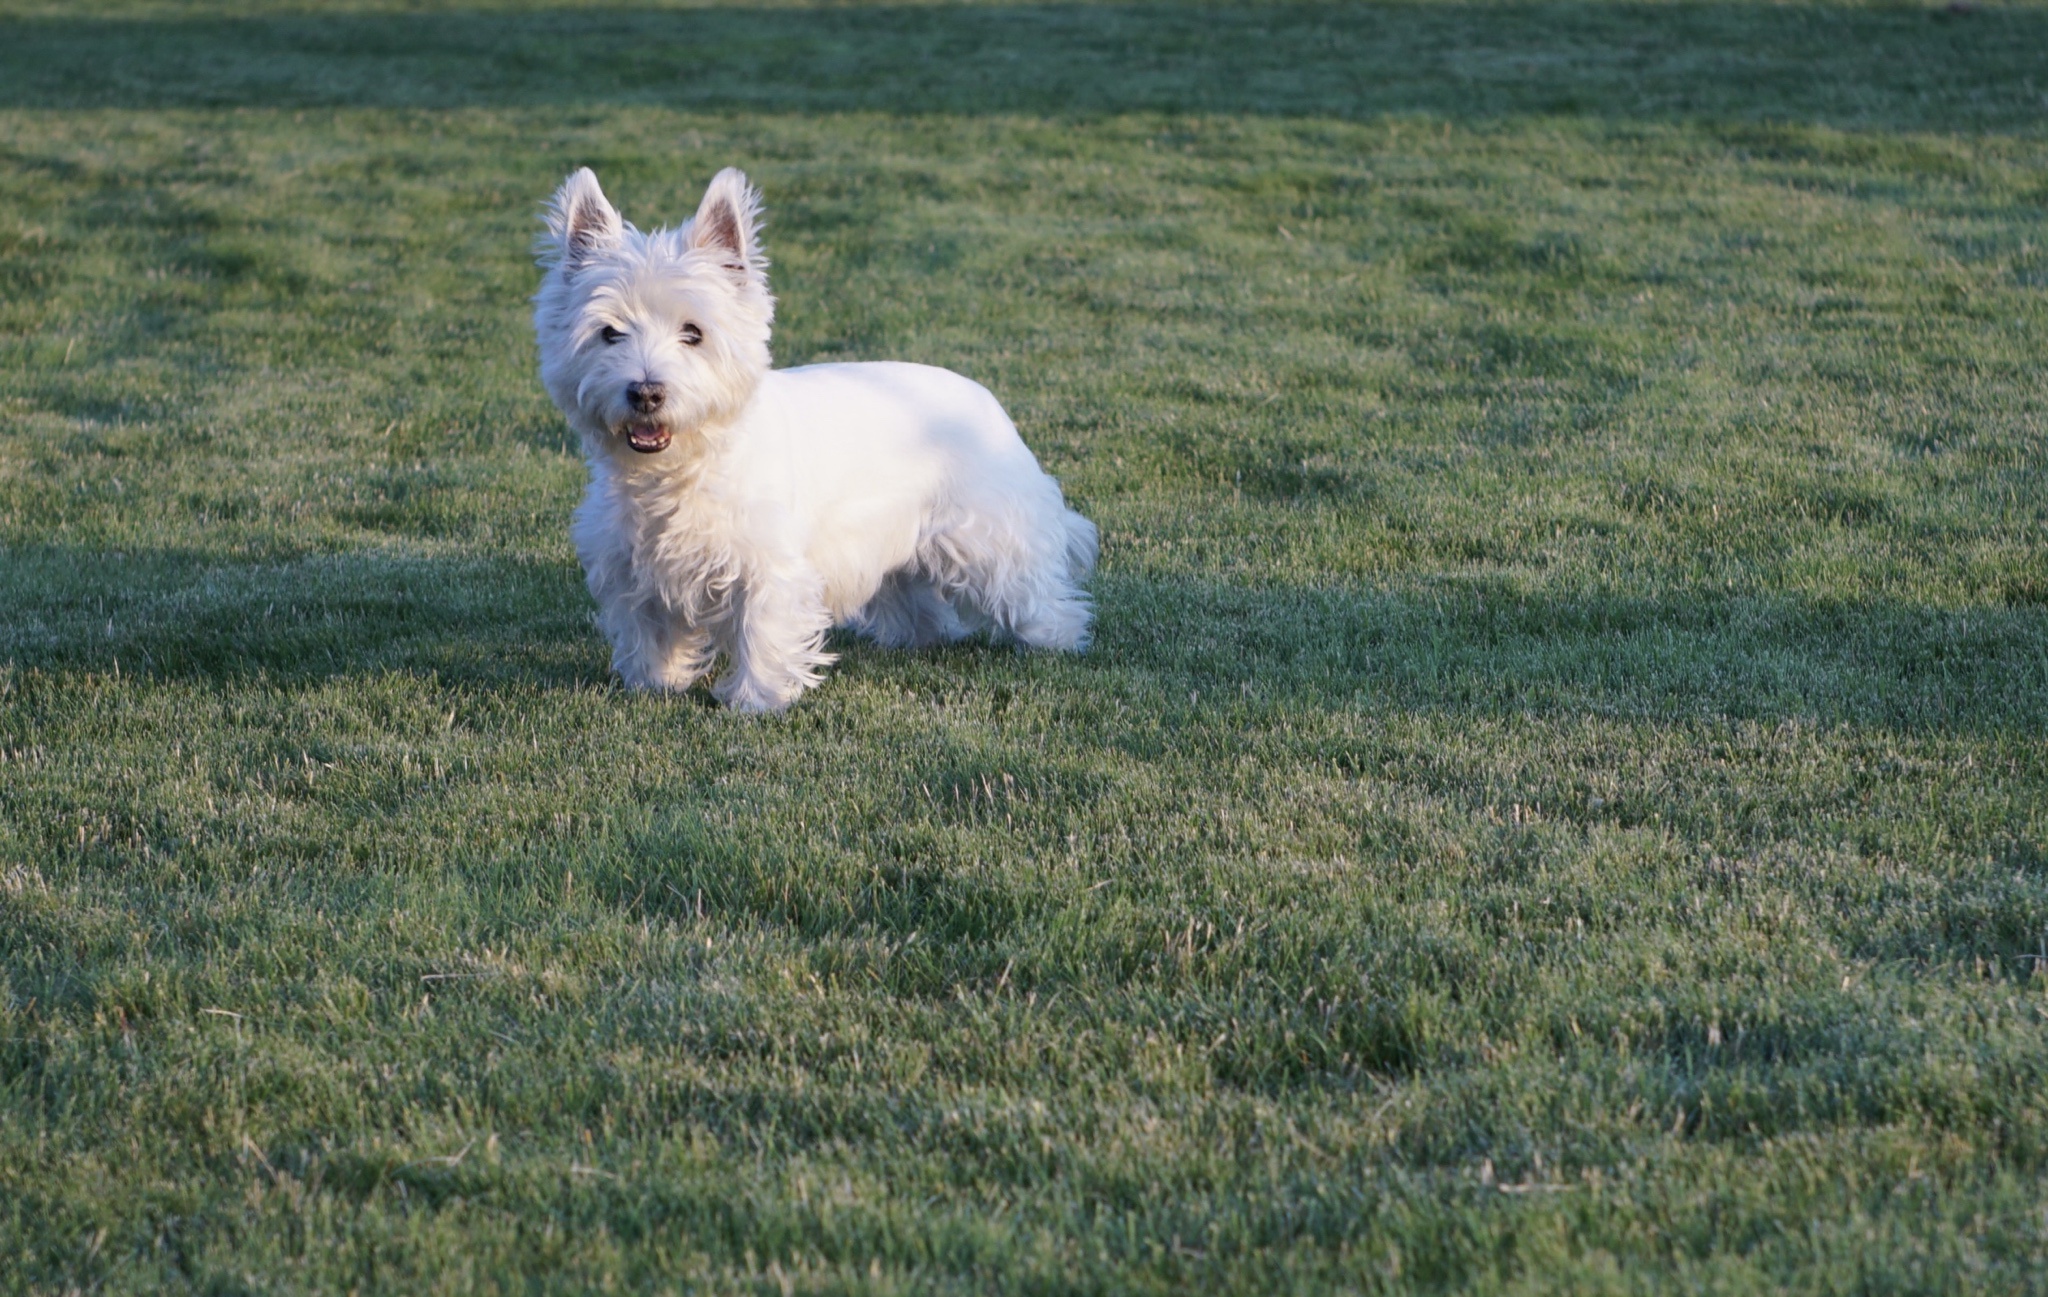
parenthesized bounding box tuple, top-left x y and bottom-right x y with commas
(927, 500, 1097, 652)
(848, 571, 973, 649)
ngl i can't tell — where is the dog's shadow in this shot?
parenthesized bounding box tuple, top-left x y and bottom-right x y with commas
(0, 541, 1092, 703)
(0, 543, 605, 693)
(8, 541, 2041, 740)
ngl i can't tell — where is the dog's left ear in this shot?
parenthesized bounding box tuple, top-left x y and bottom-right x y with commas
(687, 167, 767, 287)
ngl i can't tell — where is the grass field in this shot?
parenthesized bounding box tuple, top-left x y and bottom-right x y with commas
(3, 0, 2047, 1291)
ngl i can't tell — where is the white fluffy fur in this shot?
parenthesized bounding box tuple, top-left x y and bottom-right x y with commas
(533, 165, 1098, 713)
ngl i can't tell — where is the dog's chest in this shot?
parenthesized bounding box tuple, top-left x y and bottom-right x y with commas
(578, 469, 746, 611)
(639, 484, 744, 579)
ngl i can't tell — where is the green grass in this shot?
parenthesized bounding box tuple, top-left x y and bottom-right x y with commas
(3, 1, 2048, 1291)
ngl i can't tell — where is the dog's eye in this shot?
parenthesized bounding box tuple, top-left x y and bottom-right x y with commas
(600, 325, 625, 345)
(680, 323, 703, 347)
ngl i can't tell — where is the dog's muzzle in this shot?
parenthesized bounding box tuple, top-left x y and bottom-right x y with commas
(623, 421, 672, 454)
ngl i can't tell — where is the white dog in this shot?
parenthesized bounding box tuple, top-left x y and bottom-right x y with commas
(533, 166, 1097, 712)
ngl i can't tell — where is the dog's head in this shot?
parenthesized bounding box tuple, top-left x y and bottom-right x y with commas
(533, 167, 774, 459)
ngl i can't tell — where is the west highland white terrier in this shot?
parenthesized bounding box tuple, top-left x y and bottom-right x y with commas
(533, 166, 1098, 712)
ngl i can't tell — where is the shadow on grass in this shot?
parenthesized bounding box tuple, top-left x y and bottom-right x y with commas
(0, 543, 605, 690)
(3, 543, 2043, 736)
(1092, 572, 2048, 736)
(0, 2, 2040, 131)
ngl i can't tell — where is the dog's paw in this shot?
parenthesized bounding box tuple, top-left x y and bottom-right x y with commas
(711, 672, 805, 715)
(615, 665, 707, 695)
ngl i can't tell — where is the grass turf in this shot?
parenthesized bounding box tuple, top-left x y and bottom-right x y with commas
(3, 0, 2047, 1291)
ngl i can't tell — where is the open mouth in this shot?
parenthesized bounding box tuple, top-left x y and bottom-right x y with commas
(623, 421, 672, 454)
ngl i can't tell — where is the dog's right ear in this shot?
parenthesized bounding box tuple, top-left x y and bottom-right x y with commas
(540, 167, 622, 269)
(686, 167, 767, 288)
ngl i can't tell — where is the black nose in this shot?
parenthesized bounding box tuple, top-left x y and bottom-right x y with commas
(626, 381, 666, 413)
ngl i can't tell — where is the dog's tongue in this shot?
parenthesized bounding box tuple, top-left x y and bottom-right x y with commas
(625, 422, 671, 454)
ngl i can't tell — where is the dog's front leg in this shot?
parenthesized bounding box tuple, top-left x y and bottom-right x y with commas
(648, 619, 716, 693)
(711, 575, 835, 714)
(604, 597, 714, 693)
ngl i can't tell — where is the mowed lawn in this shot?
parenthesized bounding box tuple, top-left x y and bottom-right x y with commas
(3, 0, 2047, 1291)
